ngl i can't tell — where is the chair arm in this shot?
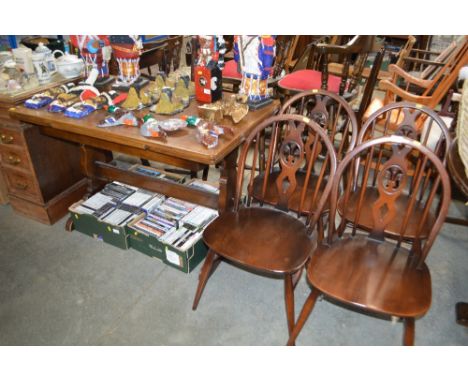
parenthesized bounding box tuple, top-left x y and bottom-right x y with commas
(409, 48, 443, 55)
(403, 57, 446, 66)
(388, 64, 432, 88)
(379, 80, 432, 104)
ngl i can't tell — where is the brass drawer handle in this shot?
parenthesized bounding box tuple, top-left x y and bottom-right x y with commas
(1, 134, 14, 144)
(7, 155, 21, 165)
(15, 182, 28, 190)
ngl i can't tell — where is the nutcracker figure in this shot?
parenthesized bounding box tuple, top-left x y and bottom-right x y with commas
(194, 35, 226, 104)
(70, 35, 113, 86)
(110, 35, 148, 90)
(234, 35, 276, 109)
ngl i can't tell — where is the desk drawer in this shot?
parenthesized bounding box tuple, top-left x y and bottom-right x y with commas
(0, 146, 32, 172)
(4, 169, 42, 203)
(0, 126, 26, 148)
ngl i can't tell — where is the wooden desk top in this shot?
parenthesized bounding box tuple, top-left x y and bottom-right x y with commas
(9, 95, 280, 165)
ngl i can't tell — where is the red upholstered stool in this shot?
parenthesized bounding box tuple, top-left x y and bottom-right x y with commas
(278, 69, 343, 94)
(222, 59, 242, 80)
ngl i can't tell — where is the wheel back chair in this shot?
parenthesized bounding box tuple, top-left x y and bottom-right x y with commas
(287, 135, 451, 345)
(249, 90, 357, 239)
(192, 114, 337, 339)
(337, 102, 451, 244)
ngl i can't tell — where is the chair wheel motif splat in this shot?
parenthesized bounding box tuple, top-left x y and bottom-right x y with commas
(287, 136, 451, 346)
(192, 114, 337, 340)
(250, 90, 357, 218)
(338, 102, 451, 242)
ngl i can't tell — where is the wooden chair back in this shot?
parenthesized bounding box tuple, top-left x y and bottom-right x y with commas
(406, 39, 458, 80)
(237, 114, 337, 229)
(293, 36, 375, 97)
(328, 136, 451, 266)
(272, 36, 300, 78)
(280, 89, 358, 161)
(380, 37, 468, 109)
(360, 101, 452, 163)
(394, 36, 417, 70)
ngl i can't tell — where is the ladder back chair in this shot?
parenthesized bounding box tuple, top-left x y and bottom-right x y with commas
(338, 102, 451, 242)
(192, 114, 337, 339)
(287, 135, 451, 346)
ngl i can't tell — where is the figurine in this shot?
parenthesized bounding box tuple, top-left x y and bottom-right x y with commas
(194, 35, 226, 104)
(24, 83, 74, 109)
(233, 35, 276, 109)
(70, 35, 113, 86)
(110, 35, 148, 90)
(152, 88, 186, 115)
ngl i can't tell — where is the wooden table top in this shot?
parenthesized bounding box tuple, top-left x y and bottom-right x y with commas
(9, 95, 280, 165)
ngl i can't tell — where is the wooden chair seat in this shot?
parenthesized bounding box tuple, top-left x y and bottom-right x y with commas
(251, 171, 324, 214)
(308, 234, 432, 318)
(203, 207, 315, 274)
(337, 187, 435, 240)
(278, 69, 343, 94)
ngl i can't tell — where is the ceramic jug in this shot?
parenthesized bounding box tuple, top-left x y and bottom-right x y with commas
(32, 48, 51, 84)
(34, 42, 57, 74)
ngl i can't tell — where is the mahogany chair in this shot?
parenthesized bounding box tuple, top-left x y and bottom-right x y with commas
(338, 102, 451, 242)
(278, 36, 384, 124)
(277, 36, 375, 98)
(287, 135, 451, 346)
(192, 114, 337, 338)
(249, 90, 358, 218)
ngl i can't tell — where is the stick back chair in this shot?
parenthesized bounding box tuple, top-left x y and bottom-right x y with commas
(249, 90, 357, 219)
(192, 114, 337, 339)
(337, 102, 451, 242)
(287, 135, 451, 345)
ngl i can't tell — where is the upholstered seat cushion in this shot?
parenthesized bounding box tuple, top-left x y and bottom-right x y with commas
(278, 69, 343, 93)
(308, 234, 432, 317)
(222, 59, 242, 80)
(203, 207, 315, 274)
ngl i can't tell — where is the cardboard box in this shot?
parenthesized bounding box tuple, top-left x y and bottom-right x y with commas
(127, 215, 210, 273)
(69, 201, 139, 250)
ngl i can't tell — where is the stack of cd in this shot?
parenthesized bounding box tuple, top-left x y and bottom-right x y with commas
(133, 198, 196, 238)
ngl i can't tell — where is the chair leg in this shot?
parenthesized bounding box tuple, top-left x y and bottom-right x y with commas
(287, 288, 321, 346)
(202, 165, 209, 181)
(284, 273, 295, 337)
(192, 250, 220, 311)
(292, 268, 303, 290)
(403, 317, 415, 346)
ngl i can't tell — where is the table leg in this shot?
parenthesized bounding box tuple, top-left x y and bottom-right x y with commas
(80, 145, 113, 197)
(218, 148, 238, 213)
